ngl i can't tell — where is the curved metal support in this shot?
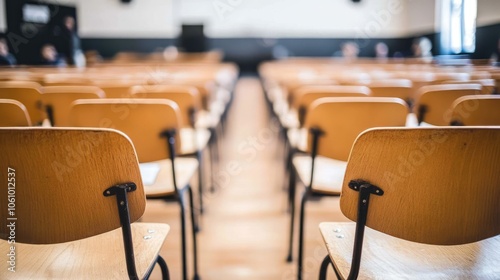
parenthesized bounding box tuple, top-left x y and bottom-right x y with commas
(286, 166, 296, 263)
(156, 255, 170, 280)
(188, 186, 200, 280)
(297, 189, 309, 280)
(319, 255, 332, 280)
(177, 189, 188, 280)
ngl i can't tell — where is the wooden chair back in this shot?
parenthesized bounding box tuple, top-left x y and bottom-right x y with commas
(451, 95, 500, 126)
(0, 99, 32, 126)
(131, 85, 201, 127)
(293, 85, 370, 126)
(42, 86, 105, 126)
(93, 80, 147, 98)
(0, 81, 45, 124)
(415, 84, 482, 125)
(368, 79, 413, 102)
(0, 128, 145, 244)
(305, 97, 408, 161)
(69, 99, 182, 163)
(341, 127, 500, 245)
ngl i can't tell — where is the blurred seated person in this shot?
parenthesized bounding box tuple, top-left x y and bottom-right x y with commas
(163, 46, 179, 61)
(0, 38, 17, 66)
(375, 42, 389, 60)
(341, 41, 359, 60)
(490, 38, 500, 65)
(40, 44, 66, 67)
(412, 37, 433, 62)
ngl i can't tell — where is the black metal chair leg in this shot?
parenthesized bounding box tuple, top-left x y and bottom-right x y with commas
(177, 190, 188, 280)
(297, 189, 309, 280)
(188, 186, 200, 280)
(197, 150, 204, 216)
(286, 148, 296, 213)
(286, 168, 296, 263)
(319, 255, 332, 280)
(156, 255, 170, 280)
(208, 129, 217, 193)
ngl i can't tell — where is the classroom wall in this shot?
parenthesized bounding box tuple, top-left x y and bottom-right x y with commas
(0, 0, 5, 32)
(477, 0, 500, 27)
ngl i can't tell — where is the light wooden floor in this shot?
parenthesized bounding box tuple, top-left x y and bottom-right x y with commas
(144, 77, 349, 280)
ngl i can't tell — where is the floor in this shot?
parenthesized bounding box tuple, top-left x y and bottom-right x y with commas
(143, 77, 349, 280)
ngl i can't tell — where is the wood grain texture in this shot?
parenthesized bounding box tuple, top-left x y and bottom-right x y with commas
(451, 95, 500, 125)
(0, 82, 45, 124)
(320, 222, 500, 280)
(41, 86, 105, 126)
(70, 99, 183, 162)
(340, 127, 500, 245)
(368, 79, 413, 100)
(0, 128, 146, 244)
(305, 97, 409, 161)
(131, 85, 202, 128)
(0, 223, 169, 279)
(415, 84, 482, 125)
(0, 99, 32, 126)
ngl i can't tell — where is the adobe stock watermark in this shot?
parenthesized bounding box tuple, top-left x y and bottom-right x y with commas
(212, 0, 245, 20)
(6, 167, 16, 273)
(354, 0, 404, 49)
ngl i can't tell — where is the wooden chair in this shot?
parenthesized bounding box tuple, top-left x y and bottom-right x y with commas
(287, 97, 409, 280)
(367, 79, 413, 105)
(42, 86, 105, 126)
(415, 84, 482, 126)
(94, 80, 147, 98)
(450, 95, 500, 126)
(0, 128, 170, 279)
(0, 99, 32, 126)
(318, 127, 500, 280)
(69, 99, 199, 280)
(0, 81, 46, 125)
(131, 85, 214, 213)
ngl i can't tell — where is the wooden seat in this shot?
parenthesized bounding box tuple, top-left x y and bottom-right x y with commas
(42, 86, 105, 126)
(451, 95, 500, 125)
(0, 81, 46, 125)
(94, 80, 147, 98)
(0, 99, 32, 126)
(288, 97, 409, 280)
(69, 98, 200, 280)
(0, 128, 170, 279)
(415, 84, 482, 126)
(318, 127, 500, 280)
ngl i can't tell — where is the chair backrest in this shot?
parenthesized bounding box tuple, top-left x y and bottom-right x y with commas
(42, 86, 105, 126)
(131, 85, 201, 127)
(451, 95, 500, 126)
(340, 127, 500, 245)
(304, 97, 408, 161)
(0, 99, 32, 126)
(415, 84, 482, 125)
(368, 79, 413, 101)
(69, 99, 182, 163)
(0, 128, 145, 244)
(0, 81, 45, 124)
(93, 80, 147, 98)
(293, 85, 370, 126)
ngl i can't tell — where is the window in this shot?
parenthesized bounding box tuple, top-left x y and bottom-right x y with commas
(440, 0, 477, 54)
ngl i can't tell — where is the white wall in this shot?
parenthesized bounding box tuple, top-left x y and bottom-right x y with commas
(181, 0, 409, 38)
(406, 0, 437, 35)
(0, 0, 6, 33)
(40, 0, 409, 38)
(477, 0, 500, 27)
(39, 0, 176, 38)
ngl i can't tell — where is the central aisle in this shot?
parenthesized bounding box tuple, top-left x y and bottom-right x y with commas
(145, 77, 345, 280)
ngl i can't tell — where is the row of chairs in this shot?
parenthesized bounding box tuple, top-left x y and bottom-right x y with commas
(260, 58, 500, 279)
(0, 62, 239, 279)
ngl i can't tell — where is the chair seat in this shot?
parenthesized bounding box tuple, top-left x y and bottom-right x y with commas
(0, 223, 169, 280)
(180, 128, 211, 154)
(196, 110, 220, 129)
(319, 222, 500, 280)
(279, 109, 300, 129)
(143, 157, 199, 197)
(293, 155, 346, 194)
(287, 127, 308, 151)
